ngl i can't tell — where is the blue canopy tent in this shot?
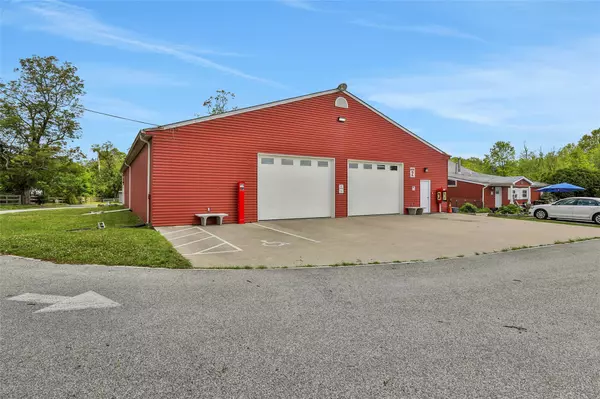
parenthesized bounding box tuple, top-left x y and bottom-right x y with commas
(536, 183, 585, 193)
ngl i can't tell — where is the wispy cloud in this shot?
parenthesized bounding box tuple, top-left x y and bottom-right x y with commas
(278, 0, 319, 12)
(352, 19, 484, 42)
(354, 36, 600, 139)
(7, 0, 278, 85)
(78, 64, 188, 88)
(83, 96, 161, 125)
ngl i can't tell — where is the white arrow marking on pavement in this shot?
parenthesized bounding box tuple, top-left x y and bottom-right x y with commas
(7, 291, 121, 313)
(7, 293, 71, 304)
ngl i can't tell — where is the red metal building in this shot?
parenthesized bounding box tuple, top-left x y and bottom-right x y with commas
(121, 87, 450, 226)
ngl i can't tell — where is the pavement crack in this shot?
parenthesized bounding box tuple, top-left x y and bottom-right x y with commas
(503, 325, 527, 333)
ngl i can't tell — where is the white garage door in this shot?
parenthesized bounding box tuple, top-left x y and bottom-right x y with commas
(258, 155, 334, 220)
(348, 161, 403, 216)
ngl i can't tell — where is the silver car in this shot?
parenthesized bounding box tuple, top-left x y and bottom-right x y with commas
(530, 197, 600, 224)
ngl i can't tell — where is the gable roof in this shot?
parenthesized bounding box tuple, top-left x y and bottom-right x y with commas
(122, 86, 449, 172)
(448, 160, 539, 186)
(143, 87, 448, 155)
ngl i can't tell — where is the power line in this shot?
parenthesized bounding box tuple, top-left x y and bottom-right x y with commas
(83, 108, 160, 127)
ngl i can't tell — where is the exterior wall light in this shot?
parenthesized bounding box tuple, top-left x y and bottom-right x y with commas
(423, 167, 429, 173)
(338, 117, 346, 123)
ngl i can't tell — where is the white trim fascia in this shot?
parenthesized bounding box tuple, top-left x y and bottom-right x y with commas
(120, 132, 152, 173)
(343, 92, 449, 157)
(510, 176, 534, 185)
(139, 88, 449, 158)
(149, 89, 339, 132)
(450, 177, 488, 186)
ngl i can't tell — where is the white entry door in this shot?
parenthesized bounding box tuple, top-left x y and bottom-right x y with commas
(495, 187, 502, 207)
(420, 180, 431, 213)
(258, 155, 334, 220)
(348, 161, 403, 216)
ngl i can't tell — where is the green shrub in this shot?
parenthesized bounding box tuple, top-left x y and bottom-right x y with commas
(498, 204, 522, 214)
(477, 207, 491, 213)
(459, 203, 478, 213)
(65, 194, 80, 205)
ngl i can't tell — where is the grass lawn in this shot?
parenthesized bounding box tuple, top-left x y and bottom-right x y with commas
(0, 203, 72, 210)
(0, 207, 191, 268)
(488, 214, 600, 228)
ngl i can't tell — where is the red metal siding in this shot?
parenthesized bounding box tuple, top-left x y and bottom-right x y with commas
(481, 186, 495, 208)
(122, 168, 129, 208)
(447, 181, 487, 208)
(129, 144, 148, 223)
(146, 92, 449, 227)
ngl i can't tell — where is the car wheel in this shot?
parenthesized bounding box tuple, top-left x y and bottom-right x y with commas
(534, 209, 548, 220)
(594, 213, 600, 225)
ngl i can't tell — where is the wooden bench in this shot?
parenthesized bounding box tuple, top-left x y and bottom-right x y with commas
(406, 207, 424, 215)
(195, 213, 228, 226)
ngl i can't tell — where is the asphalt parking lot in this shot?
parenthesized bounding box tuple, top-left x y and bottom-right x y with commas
(156, 213, 600, 267)
(1, 240, 599, 398)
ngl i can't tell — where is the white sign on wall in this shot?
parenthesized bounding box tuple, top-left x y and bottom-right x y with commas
(409, 167, 416, 178)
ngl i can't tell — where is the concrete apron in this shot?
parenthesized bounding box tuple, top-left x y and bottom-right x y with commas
(156, 214, 600, 268)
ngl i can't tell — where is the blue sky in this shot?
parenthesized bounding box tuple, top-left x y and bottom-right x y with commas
(2, 0, 599, 158)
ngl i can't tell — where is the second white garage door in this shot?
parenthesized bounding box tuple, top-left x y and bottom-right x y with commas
(348, 160, 404, 216)
(258, 155, 334, 220)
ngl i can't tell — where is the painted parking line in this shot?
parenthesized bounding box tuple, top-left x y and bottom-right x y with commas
(253, 223, 320, 243)
(162, 227, 196, 236)
(169, 231, 204, 241)
(173, 236, 213, 248)
(194, 227, 243, 252)
(188, 227, 243, 255)
(195, 242, 226, 254)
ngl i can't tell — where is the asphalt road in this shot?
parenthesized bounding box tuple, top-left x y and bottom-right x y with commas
(1, 241, 599, 398)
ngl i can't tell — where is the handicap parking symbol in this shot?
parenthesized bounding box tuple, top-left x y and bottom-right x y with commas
(261, 240, 290, 247)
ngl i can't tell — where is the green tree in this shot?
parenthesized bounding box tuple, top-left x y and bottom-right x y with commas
(40, 153, 92, 204)
(0, 56, 85, 200)
(577, 128, 600, 152)
(201, 89, 237, 116)
(484, 141, 516, 176)
(542, 168, 600, 198)
(89, 141, 125, 198)
(556, 144, 594, 170)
